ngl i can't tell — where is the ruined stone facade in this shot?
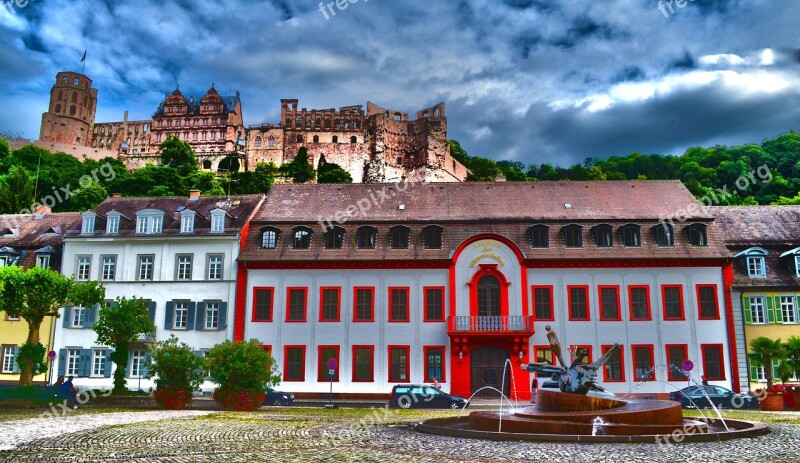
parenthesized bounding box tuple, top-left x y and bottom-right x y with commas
(39, 72, 98, 147)
(37, 71, 468, 181)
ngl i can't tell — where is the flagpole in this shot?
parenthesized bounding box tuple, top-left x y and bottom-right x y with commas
(81, 49, 87, 75)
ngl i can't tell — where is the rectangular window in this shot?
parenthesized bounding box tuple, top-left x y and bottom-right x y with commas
(181, 215, 194, 233)
(72, 307, 86, 328)
(601, 345, 624, 382)
(747, 256, 766, 278)
(424, 346, 446, 383)
(67, 348, 81, 376)
(632, 345, 655, 381)
(388, 346, 410, 383)
(286, 288, 308, 322)
(77, 256, 92, 281)
(666, 345, 688, 381)
(1, 346, 16, 374)
(317, 346, 340, 382)
(173, 301, 189, 329)
(283, 346, 305, 382)
(92, 349, 106, 377)
(599, 286, 621, 321)
(796, 256, 800, 278)
(389, 287, 410, 322)
(107, 216, 119, 234)
(749, 296, 766, 324)
(319, 287, 340, 322)
(702, 344, 725, 380)
(423, 287, 445, 322)
(138, 255, 154, 281)
(352, 346, 374, 382)
(137, 217, 148, 234)
(0, 257, 6, 267)
(568, 286, 590, 321)
(253, 288, 274, 322)
(129, 350, 145, 377)
(781, 296, 797, 323)
(532, 286, 554, 321)
(662, 285, 685, 320)
(534, 346, 555, 366)
(36, 255, 51, 268)
(82, 216, 95, 234)
(151, 216, 163, 234)
(697, 285, 719, 320)
(211, 214, 225, 233)
(628, 286, 651, 321)
(101, 256, 116, 281)
(176, 255, 193, 280)
(354, 287, 375, 322)
(205, 302, 220, 329)
(207, 254, 223, 280)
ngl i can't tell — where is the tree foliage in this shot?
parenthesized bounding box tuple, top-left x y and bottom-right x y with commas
(148, 335, 205, 392)
(206, 340, 281, 394)
(93, 297, 156, 394)
(318, 162, 353, 184)
(748, 336, 785, 388)
(159, 135, 198, 176)
(0, 266, 105, 385)
(784, 336, 800, 383)
(279, 148, 316, 183)
(0, 166, 36, 214)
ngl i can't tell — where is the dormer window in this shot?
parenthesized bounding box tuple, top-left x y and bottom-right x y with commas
(685, 223, 707, 246)
(563, 225, 583, 248)
(653, 223, 674, 247)
(210, 210, 226, 233)
(526, 225, 549, 248)
(324, 227, 345, 250)
(106, 213, 120, 235)
(591, 224, 613, 248)
(81, 212, 96, 235)
(136, 210, 165, 234)
(390, 226, 410, 249)
(356, 226, 378, 249)
(422, 225, 443, 250)
(736, 247, 769, 279)
(261, 227, 280, 249)
(180, 211, 196, 234)
(292, 227, 313, 249)
(620, 224, 641, 247)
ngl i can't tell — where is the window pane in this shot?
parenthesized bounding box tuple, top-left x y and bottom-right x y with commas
(426, 348, 444, 382)
(425, 288, 443, 321)
(318, 348, 338, 381)
(667, 347, 687, 380)
(664, 287, 682, 319)
(630, 287, 649, 320)
(355, 289, 373, 321)
(255, 289, 273, 321)
(390, 289, 408, 321)
(569, 287, 588, 319)
(603, 347, 622, 381)
(390, 347, 409, 382)
(534, 288, 552, 320)
(600, 287, 619, 319)
(321, 289, 339, 321)
(354, 347, 373, 382)
(703, 346, 723, 380)
(699, 287, 718, 318)
(287, 289, 306, 321)
(285, 348, 304, 381)
(633, 347, 654, 380)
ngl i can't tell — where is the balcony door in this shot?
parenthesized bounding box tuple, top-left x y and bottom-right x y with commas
(477, 275, 501, 317)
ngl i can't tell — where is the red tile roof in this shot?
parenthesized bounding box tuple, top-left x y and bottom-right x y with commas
(0, 212, 81, 270)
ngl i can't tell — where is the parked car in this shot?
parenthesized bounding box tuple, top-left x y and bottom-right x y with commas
(388, 384, 469, 409)
(539, 380, 617, 400)
(263, 390, 295, 406)
(668, 385, 759, 410)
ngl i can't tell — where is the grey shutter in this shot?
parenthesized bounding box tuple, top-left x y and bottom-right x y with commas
(142, 352, 152, 377)
(79, 349, 92, 377)
(164, 301, 174, 330)
(195, 302, 206, 331)
(219, 302, 228, 330)
(84, 304, 99, 328)
(63, 306, 72, 328)
(104, 349, 113, 378)
(148, 301, 157, 323)
(187, 302, 197, 331)
(57, 349, 67, 377)
(12, 346, 20, 373)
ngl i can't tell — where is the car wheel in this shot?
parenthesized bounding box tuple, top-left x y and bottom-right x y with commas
(450, 401, 461, 410)
(277, 398, 288, 406)
(399, 401, 411, 409)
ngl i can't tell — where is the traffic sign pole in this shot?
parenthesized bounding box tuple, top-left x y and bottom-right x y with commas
(325, 358, 338, 409)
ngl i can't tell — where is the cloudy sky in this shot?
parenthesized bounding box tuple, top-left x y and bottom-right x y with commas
(1, 0, 798, 166)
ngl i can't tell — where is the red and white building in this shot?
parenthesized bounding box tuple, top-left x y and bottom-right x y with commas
(236, 182, 739, 400)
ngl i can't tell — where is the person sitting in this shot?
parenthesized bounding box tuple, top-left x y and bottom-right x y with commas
(432, 378, 442, 390)
(61, 376, 78, 409)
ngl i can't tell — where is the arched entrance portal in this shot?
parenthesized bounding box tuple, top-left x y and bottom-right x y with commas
(469, 346, 511, 398)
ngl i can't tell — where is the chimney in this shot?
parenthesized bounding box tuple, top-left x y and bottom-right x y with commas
(189, 190, 201, 201)
(34, 205, 51, 220)
(111, 193, 121, 198)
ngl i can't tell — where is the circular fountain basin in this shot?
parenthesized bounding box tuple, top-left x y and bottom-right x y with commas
(418, 390, 769, 443)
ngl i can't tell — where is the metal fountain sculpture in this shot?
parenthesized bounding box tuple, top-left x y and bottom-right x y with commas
(521, 325, 620, 396)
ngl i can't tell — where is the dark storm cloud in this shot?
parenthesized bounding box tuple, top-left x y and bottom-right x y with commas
(0, 0, 797, 167)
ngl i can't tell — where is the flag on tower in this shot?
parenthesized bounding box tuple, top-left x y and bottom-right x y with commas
(81, 50, 87, 62)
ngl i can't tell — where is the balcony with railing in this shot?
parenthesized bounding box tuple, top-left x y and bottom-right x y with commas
(447, 315, 535, 335)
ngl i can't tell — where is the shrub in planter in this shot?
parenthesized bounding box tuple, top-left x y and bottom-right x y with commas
(148, 336, 205, 410)
(755, 386, 785, 411)
(207, 340, 281, 411)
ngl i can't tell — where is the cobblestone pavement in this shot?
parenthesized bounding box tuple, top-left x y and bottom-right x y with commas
(0, 410, 799, 463)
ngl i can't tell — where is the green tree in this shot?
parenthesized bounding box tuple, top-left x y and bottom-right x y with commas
(207, 340, 281, 410)
(69, 182, 108, 211)
(447, 139, 470, 167)
(187, 171, 226, 196)
(784, 336, 800, 383)
(466, 157, 501, 181)
(0, 137, 9, 161)
(148, 335, 205, 393)
(748, 337, 785, 388)
(0, 266, 105, 385)
(159, 135, 198, 176)
(279, 148, 316, 183)
(318, 162, 353, 184)
(93, 297, 156, 394)
(0, 166, 35, 214)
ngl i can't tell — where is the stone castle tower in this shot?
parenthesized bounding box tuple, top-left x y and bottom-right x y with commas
(39, 71, 98, 147)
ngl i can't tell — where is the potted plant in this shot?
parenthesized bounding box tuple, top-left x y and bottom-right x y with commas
(206, 340, 281, 411)
(749, 336, 785, 411)
(784, 336, 800, 409)
(148, 336, 205, 410)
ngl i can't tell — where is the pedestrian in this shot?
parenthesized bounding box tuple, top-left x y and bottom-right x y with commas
(54, 376, 65, 401)
(62, 376, 78, 409)
(701, 375, 709, 386)
(531, 376, 538, 404)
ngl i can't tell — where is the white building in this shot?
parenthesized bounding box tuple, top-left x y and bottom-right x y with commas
(236, 182, 738, 400)
(52, 191, 263, 392)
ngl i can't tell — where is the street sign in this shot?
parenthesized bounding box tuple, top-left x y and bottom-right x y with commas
(329, 369, 335, 376)
(327, 358, 337, 370)
(47, 350, 56, 360)
(681, 360, 694, 372)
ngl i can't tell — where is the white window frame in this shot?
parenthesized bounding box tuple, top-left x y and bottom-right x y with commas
(129, 350, 145, 378)
(1, 346, 16, 373)
(137, 217, 148, 234)
(750, 296, 766, 324)
(205, 301, 220, 330)
(136, 211, 165, 235)
(72, 307, 86, 328)
(91, 349, 106, 377)
(76, 256, 92, 281)
(180, 214, 194, 233)
(211, 212, 225, 233)
(138, 255, 154, 281)
(106, 215, 120, 234)
(207, 254, 223, 280)
(747, 256, 766, 278)
(755, 365, 766, 382)
(174, 302, 189, 330)
(67, 348, 81, 376)
(176, 255, 193, 281)
(781, 296, 797, 324)
(81, 214, 95, 235)
(101, 255, 117, 281)
(151, 215, 163, 234)
(796, 256, 800, 278)
(36, 255, 50, 268)
(0, 256, 6, 267)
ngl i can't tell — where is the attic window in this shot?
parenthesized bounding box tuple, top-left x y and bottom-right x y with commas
(181, 212, 195, 234)
(736, 247, 769, 279)
(81, 212, 96, 235)
(261, 227, 280, 249)
(356, 226, 378, 249)
(563, 225, 583, 248)
(292, 227, 313, 249)
(591, 224, 613, 248)
(685, 223, 707, 247)
(653, 224, 674, 247)
(620, 224, 641, 247)
(422, 225, 443, 250)
(106, 213, 120, 235)
(136, 210, 165, 234)
(210, 211, 226, 233)
(526, 225, 549, 248)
